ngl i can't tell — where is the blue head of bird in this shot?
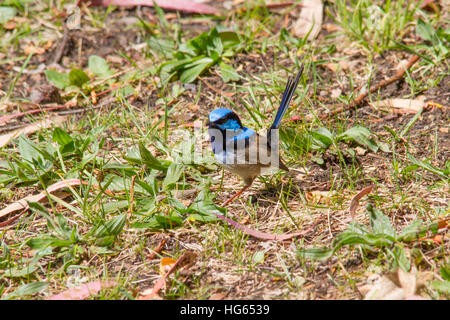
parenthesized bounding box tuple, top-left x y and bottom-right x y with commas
(207, 108, 256, 164)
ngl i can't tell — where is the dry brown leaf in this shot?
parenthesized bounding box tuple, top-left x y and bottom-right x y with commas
(139, 250, 198, 300)
(0, 178, 82, 224)
(46, 281, 117, 300)
(4, 20, 16, 30)
(0, 116, 66, 148)
(293, 0, 323, 40)
(187, 103, 200, 112)
(349, 185, 373, 218)
(369, 98, 426, 113)
(209, 292, 227, 300)
(359, 267, 426, 300)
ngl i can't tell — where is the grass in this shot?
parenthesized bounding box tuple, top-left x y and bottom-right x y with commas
(0, 0, 449, 300)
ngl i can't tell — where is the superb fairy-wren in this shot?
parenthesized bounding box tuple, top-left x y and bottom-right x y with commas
(207, 65, 304, 206)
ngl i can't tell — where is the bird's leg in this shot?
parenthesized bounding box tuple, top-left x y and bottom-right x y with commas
(221, 185, 250, 207)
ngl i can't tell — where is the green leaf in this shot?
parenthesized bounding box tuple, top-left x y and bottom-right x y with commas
(416, 18, 434, 42)
(45, 69, 69, 90)
(1, 282, 48, 300)
(407, 153, 449, 178)
(0, 6, 16, 24)
(219, 62, 240, 82)
(180, 58, 214, 83)
(95, 213, 127, 237)
(367, 204, 396, 238)
(252, 251, 265, 264)
(431, 280, 450, 294)
(52, 127, 75, 154)
(390, 244, 410, 272)
(310, 127, 333, 150)
(137, 142, 167, 170)
(152, 0, 167, 29)
(27, 237, 73, 249)
(297, 247, 333, 261)
(68, 69, 90, 87)
(4, 264, 39, 278)
(337, 125, 378, 152)
(18, 135, 42, 164)
(398, 219, 424, 241)
(189, 190, 221, 222)
(88, 55, 113, 78)
(440, 265, 450, 282)
(162, 163, 184, 190)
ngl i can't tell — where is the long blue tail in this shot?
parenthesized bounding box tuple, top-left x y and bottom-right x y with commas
(270, 64, 304, 131)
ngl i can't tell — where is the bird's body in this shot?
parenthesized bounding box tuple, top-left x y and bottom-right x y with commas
(207, 65, 304, 206)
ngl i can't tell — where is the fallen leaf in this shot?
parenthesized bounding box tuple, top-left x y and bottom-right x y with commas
(331, 88, 342, 98)
(0, 178, 82, 226)
(46, 281, 117, 300)
(160, 257, 177, 274)
(0, 116, 66, 148)
(359, 267, 426, 300)
(369, 98, 426, 113)
(293, 0, 323, 40)
(209, 292, 227, 300)
(4, 20, 16, 30)
(349, 185, 374, 218)
(24, 45, 45, 55)
(139, 250, 197, 300)
(187, 103, 200, 112)
(82, 0, 219, 15)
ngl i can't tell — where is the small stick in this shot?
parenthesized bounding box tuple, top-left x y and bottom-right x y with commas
(320, 54, 420, 120)
(53, 24, 70, 64)
(147, 238, 167, 260)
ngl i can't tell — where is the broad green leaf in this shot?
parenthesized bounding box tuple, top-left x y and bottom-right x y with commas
(4, 264, 39, 278)
(162, 163, 184, 190)
(0, 6, 16, 24)
(337, 125, 378, 152)
(431, 280, 450, 294)
(180, 58, 214, 83)
(68, 69, 90, 87)
(333, 231, 394, 248)
(1, 282, 48, 300)
(137, 142, 168, 171)
(310, 127, 333, 150)
(297, 247, 333, 261)
(416, 18, 434, 42)
(252, 251, 265, 264)
(390, 244, 411, 272)
(407, 153, 448, 178)
(18, 135, 41, 164)
(189, 190, 221, 222)
(440, 265, 450, 282)
(155, 213, 183, 229)
(95, 213, 126, 237)
(219, 62, 240, 82)
(52, 127, 75, 154)
(398, 219, 424, 241)
(88, 55, 113, 78)
(367, 204, 396, 238)
(27, 237, 73, 249)
(45, 69, 69, 89)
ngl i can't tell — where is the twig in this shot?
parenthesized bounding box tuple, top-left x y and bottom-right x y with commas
(199, 77, 234, 97)
(320, 55, 420, 120)
(53, 24, 70, 64)
(147, 238, 167, 260)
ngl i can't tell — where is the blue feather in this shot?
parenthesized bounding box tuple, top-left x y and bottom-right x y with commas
(209, 108, 232, 123)
(270, 65, 304, 130)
